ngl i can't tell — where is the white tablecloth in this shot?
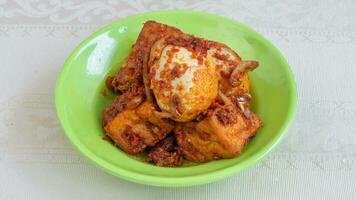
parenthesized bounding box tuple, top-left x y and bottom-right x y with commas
(1, 0, 355, 199)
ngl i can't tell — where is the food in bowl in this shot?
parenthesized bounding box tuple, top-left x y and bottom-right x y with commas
(102, 21, 261, 167)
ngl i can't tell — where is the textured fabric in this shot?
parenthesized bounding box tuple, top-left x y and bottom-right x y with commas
(0, 0, 355, 199)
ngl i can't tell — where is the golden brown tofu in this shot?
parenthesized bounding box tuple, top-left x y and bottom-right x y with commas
(175, 103, 260, 162)
(105, 101, 174, 154)
(106, 21, 185, 94)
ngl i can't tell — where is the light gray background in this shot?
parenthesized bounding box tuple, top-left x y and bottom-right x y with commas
(0, 0, 355, 199)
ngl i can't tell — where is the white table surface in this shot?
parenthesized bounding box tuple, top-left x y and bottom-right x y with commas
(1, 0, 355, 199)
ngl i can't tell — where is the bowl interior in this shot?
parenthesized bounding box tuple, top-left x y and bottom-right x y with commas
(56, 11, 297, 186)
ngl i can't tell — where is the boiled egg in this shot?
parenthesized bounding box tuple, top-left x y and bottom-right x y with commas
(150, 44, 218, 122)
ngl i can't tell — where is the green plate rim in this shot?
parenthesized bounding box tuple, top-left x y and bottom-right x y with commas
(55, 10, 298, 187)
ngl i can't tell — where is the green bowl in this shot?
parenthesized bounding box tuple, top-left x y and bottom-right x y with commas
(55, 10, 297, 187)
